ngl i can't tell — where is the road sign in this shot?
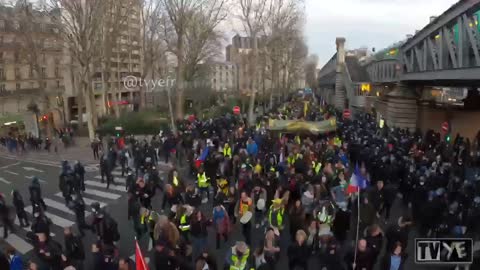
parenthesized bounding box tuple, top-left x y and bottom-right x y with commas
(343, 109, 351, 119)
(442, 121, 449, 133)
(233, 106, 241, 115)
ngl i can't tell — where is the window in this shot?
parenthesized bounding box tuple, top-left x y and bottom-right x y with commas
(30, 82, 34, 89)
(29, 67, 34, 78)
(41, 67, 46, 78)
(15, 67, 21, 79)
(42, 81, 47, 89)
(0, 68, 4, 80)
(54, 67, 59, 77)
(16, 83, 20, 90)
(56, 80, 60, 88)
(14, 51, 19, 62)
(0, 84, 5, 91)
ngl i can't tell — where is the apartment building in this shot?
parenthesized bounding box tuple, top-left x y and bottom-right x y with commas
(210, 61, 238, 92)
(65, 0, 143, 120)
(0, 4, 66, 128)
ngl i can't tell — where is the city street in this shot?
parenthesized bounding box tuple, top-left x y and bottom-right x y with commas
(1, 153, 473, 270)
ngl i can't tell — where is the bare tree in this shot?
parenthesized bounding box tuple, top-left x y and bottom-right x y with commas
(140, 0, 164, 108)
(261, 0, 304, 106)
(236, 0, 268, 125)
(7, 0, 60, 137)
(49, 0, 106, 140)
(160, 0, 227, 120)
(305, 54, 318, 88)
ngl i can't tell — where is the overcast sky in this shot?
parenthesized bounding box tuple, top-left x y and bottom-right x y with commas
(305, 0, 460, 66)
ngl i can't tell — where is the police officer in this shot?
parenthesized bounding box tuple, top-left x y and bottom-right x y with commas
(70, 193, 90, 237)
(59, 163, 74, 206)
(29, 177, 46, 216)
(0, 193, 14, 238)
(73, 161, 86, 193)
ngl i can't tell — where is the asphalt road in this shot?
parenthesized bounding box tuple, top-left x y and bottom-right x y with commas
(0, 156, 475, 270)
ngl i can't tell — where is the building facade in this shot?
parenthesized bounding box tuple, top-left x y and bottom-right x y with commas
(64, 0, 143, 120)
(210, 61, 238, 92)
(0, 3, 67, 129)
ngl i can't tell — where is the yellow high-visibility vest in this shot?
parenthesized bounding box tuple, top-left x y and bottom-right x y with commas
(173, 176, 179, 187)
(230, 247, 250, 270)
(179, 214, 190, 231)
(223, 146, 232, 158)
(197, 172, 209, 188)
(268, 206, 285, 229)
(312, 161, 321, 174)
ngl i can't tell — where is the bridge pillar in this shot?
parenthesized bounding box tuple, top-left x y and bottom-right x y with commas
(386, 83, 418, 131)
(334, 37, 346, 110)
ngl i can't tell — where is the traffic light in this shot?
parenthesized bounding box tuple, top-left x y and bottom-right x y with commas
(446, 133, 451, 143)
(42, 115, 48, 121)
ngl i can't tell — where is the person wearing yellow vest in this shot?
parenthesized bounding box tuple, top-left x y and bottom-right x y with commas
(168, 168, 182, 189)
(197, 167, 210, 203)
(223, 143, 232, 159)
(268, 198, 285, 231)
(235, 192, 253, 245)
(176, 205, 190, 241)
(139, 207, 159, 246)
(311, 160, 322, 175)
(225, 241, 250, 270)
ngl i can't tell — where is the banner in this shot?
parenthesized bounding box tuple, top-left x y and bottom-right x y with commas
(268, 118, 337, 134)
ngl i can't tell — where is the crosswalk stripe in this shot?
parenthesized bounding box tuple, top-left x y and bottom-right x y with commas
(14, 218, 31, 232)
(5, 170, 19, 175)
(24, 206, 74, 228)
(43, 198, 91, 216)
(94, 175, 126, 184)
(85, 180, 127, 193)
(0, 177, 11, 184)
(84, 188, 121, 200)
(111, 171, 124, 176)
(3, 233, 33, 254)
(54, 193, 107, 208)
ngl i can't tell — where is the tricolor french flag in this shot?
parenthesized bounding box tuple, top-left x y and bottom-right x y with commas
(346, 164, 368, 194)
(195, 147, 209, 168)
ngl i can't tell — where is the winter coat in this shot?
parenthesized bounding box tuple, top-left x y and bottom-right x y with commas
(64, 234, 85, 261)
(9, 254, 23, 270)
(380, 253, 407, 270)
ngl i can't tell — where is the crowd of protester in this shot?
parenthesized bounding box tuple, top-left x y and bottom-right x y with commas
(1, 93, 480, 270)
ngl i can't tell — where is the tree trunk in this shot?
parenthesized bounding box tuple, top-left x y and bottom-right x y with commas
(82, 80, 96, 140)
(101, 71, 108, 115)
(248, 34, 258, 126)
(175, 32, 185, 120)
(167, 87, 177, 134)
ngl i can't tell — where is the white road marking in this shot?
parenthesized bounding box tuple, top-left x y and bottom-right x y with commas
(25, 176, 47, 184)
(23, 167, 44, 173)
(5, 170, 19, 175)
(54, 193, 107, 208)
(85, 180, 127, 193)
(25, 206, 74, 228)
(0, 162, 20, 169)
(111, 170, 124, 176)
(84, 188, 122, 200)
(43, 198, 91, 216)
(0, 177, 11, 184)
(94, 175, 126, 184)
(3, 233, 33, 254)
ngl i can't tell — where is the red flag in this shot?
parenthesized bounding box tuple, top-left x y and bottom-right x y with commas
(135, 240, 149, 270)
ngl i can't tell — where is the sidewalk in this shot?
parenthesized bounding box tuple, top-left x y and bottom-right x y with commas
(1, 137, 98, 167)
(1, 136, 174, 171)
